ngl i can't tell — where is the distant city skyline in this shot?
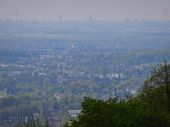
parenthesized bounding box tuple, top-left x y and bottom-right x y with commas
(0, 0, 170, 21)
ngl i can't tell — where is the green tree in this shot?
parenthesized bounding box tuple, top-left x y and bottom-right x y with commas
(140, 61, 170, 112)
(65, 62, 170, 127)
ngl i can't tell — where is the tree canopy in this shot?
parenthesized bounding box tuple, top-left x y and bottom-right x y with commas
(65, 62, 170, 127)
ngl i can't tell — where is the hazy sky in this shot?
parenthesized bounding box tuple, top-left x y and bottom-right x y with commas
(0, 0, 170, 21)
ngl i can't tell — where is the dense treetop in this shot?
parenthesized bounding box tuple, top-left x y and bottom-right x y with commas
(65, 62, 170, 127)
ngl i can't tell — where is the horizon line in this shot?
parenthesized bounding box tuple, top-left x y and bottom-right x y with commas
(0, 19, 170, 23)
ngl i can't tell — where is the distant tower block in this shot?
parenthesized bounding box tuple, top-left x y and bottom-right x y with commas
(33, 18, 37, 22)
(142, 18, 145, 22)
(89, 16, 93, 21)
(112, 88, 117, 98)
(59, 15, 62, 21)
(16, 12, 18, 21)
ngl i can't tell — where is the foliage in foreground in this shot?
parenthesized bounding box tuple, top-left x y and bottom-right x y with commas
(65, 62, 170, 127)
